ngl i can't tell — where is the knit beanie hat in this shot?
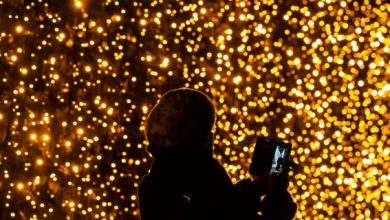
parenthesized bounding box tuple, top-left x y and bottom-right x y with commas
(145, 88, 216, 149)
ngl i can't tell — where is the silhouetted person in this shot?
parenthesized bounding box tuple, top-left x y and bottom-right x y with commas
(138, 88, 296, 220)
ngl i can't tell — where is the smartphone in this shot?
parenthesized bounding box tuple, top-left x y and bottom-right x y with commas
(249, 137, 292, 176)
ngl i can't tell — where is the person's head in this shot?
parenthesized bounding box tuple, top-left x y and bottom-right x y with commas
(145, 88, 216, 153)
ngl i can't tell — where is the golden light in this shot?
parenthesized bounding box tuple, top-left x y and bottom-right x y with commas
(161, 57, 169, 68)
(140, 19, 147, 26)
(0, 0, 388, 219)
(10, 55, 17, 62)
(16, 183, 24, 191)
(97, 27, 104, 33)
(15, 25, 23, 33)
(72, 165, 79, 173)
(77, 128, 84, 135)
(36, 159, 44, 166)
(42, 134, 50, 142)
(30, 133, 37, 141)
(74, 1, 82, 8)
(85, 65, 92, 72)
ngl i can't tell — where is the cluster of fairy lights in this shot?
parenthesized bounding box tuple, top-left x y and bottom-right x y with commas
(0, 0, 389, 219)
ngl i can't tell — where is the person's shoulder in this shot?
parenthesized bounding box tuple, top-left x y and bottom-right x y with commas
(205, 157, 233, 184)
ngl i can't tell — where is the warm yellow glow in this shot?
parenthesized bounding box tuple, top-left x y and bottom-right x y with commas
(36, 159, 44, 166)
(16, 183, 24, 190)
(1, 0, 388, 219)
(15, 25, 23, 33)
(74, 1, 82, 8)
(30, 133, 37, 140)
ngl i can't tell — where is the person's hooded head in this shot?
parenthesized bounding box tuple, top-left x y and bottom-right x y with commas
(145, 88, 216, 156)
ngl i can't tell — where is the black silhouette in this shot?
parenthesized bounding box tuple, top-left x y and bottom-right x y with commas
(138, 88, 296, 220)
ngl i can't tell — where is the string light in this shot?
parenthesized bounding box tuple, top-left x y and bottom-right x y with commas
(0, 0, 389, 219)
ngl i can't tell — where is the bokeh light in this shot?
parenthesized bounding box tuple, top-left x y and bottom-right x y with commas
(0, 0, 389, 219)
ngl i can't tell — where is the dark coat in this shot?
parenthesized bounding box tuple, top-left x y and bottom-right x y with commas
(138, 147, 262, 220)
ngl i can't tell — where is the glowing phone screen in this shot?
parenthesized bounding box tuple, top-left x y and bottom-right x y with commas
(271, 145, 288, 174)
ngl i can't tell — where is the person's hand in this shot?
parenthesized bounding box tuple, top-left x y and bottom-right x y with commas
(268, 170, 289, 192)
(261, 189, 297, 220)
(251, 159, 299, 196)
(260, 171, 296, 219)
(260, 160, 299, 219)
(251, 174, 269, 196)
